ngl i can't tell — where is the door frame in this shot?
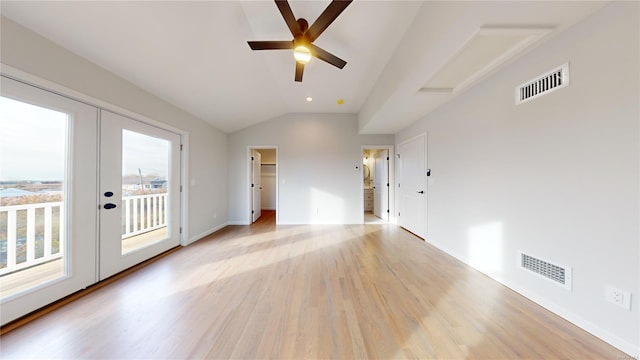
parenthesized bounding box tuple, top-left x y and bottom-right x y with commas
(396, 133, 428, 238)
(361, 145, 395, 224)
(1, 65, 189, 246)
(98, 110, 182, 280)
(0, 75, 99, 325)
(247, 146, 279, 224)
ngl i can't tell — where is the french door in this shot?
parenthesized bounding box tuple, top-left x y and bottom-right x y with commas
(1, 76, 98, 325)
(99, 110, 181, 280)
(0, 77, 182, 324)
(398, 134, 427, 238)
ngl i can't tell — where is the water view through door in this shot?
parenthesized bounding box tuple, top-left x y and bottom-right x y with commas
(0, 77, 182, 325)
(0, 76, 98, 325)
(99, 110, 181, 280)
(120, 129, 170, 254)
(0, 96, 68, 298)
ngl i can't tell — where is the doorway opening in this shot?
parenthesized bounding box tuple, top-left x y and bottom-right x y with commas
(362, 146, 393, 224)
(248, 147, 278, 225)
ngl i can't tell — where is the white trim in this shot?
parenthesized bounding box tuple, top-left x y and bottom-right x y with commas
(247, 146, 279, 224)
(361, 145, 395, 224)
(186, 222, 228, 246)
(505, 282, 638, 358)
(426, 238, 639, 358)
(180, 133, 189, 246)
(1, 65, 185, 135)
(1, 63, 190, 259)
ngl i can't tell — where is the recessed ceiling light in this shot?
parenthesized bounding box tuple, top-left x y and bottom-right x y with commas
(306, 97, 313, 102)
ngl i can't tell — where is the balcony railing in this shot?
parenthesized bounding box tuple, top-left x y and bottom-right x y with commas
(121, 193, 168, 239)
(0, 193, 167, 276)
(0, 202, 64, 276)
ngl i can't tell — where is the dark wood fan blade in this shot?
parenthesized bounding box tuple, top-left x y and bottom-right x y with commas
(295, 62, 304, 82)
(311, 45, 347, 69)
(275, 0, 302, 37)
(307, 0, 352, 42)
(247, 40, 293, 50)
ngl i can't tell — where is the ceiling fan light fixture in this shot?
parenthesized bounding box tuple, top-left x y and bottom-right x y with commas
(294, 45, 312, 64)
(247, 0, 352, 82)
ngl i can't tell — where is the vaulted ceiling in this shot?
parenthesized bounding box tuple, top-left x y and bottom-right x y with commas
(1, 1, 608, 134)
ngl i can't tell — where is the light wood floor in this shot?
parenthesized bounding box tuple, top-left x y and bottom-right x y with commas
(0, 210, 629, 359)
(0, 228, 167, 299)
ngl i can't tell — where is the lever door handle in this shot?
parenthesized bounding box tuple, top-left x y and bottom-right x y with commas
(104, 203, 117, 209)
(417, 191, 424, 194)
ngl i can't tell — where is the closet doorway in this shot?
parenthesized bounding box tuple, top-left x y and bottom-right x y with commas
(362, 146, 393, 224)
(248, 147, 278, 224)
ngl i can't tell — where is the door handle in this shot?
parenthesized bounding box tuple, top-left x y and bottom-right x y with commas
(417, 191, 424, 194)
(103, 203, 117, 209)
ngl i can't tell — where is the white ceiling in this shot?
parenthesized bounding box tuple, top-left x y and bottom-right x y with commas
(0, 1, 608, 134)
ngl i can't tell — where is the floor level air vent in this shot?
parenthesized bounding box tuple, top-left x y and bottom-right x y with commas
(516, 63, 569, 104)
(519, 252, 572, 290)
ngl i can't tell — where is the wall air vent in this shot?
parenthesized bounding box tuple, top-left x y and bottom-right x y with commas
(519, 252, 572, 290)
(516, 63, 569, 104)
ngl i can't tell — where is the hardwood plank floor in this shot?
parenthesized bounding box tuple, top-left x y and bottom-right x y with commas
(0, 228, 167, 299)
(0, 210, 629, 359)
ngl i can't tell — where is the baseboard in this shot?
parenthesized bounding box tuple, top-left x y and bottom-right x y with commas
(424, 238, 639, 358)
(185, 222, 228, 245)
(503, 280, 639, 358)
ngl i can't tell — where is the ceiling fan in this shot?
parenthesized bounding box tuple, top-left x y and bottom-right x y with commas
(247, 0, 353, 82)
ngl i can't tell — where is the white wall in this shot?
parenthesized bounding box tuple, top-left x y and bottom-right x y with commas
(228, 113, 394, 224)
(396, 2, 639, 355)
(1, 16, 228, 243)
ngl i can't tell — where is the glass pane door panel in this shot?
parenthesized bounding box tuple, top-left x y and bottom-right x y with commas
(1, 75, 96, 327)
(99, 110, 180, 280)
(0, 97, 67, 299)
(121, 130, 170, 255)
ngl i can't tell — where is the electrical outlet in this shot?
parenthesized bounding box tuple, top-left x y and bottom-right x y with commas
(606, 285, 632, 311)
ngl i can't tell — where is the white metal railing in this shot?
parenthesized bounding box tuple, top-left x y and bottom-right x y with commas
(121, 193, 168, 239)
(0, 193, 168, 276)
(0, 202, 64, 276)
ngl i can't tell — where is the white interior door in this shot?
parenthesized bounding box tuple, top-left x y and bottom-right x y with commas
(251, 150, 262, 222)
(0, 76, 98, 325)
(99, 110, 181, 280)
(398, 134, 427, 238)
(373, 150, 389, 221)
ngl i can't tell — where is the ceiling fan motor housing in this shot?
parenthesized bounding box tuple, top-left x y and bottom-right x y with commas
(297, 18, 309, 33)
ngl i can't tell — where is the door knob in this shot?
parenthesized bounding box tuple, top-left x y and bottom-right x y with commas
(103, 203, 117, 209)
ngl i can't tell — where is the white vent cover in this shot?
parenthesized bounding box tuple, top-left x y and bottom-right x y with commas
(519, 252, 572, 290)
(516, 63, 569, 104)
